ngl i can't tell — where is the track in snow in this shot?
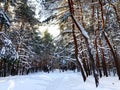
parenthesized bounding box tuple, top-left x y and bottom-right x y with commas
(0, 70, 120, 90)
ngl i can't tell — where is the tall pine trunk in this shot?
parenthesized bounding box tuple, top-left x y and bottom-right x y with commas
(99, 0, 120, 79)
(68, 0, 86, 82)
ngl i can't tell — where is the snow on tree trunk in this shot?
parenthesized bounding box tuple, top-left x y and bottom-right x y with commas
(68, 0, 86, 81)
(70, 14, 99, 87)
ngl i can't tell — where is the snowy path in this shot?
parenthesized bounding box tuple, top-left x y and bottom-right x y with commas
(0, 70, 120, 90)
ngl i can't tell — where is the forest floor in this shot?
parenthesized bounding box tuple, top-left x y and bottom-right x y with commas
(0, 70, 120, 90)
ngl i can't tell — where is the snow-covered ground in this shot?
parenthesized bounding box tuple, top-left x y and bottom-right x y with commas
(0, 70, 120, 90)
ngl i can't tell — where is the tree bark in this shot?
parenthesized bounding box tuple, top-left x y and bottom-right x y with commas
(99, 38, 108, 77)
(70, 12, 99, 87)
(98, 0, 120, 79)
(68, 0, 86, 81)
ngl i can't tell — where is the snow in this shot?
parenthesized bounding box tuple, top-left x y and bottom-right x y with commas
(78, 56, 87, 76)
(0, 47, 5, 55)
(0, 70, 120, 90)
(0, 9, 10, 28)
(77, 23, 89, 39)
(28, 0, 59, 22)
(0, 32, 18, 60)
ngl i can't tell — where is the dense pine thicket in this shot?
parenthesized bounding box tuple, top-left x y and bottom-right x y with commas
(0, 0, 120, 87)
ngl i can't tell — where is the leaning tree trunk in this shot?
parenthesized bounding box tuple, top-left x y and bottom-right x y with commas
(70, 14, 99, 87)
(68, 0, 86, 82)
(68, 0, 99, 86)
(99, 0, 120, 79)
(103, 32, 120, 79)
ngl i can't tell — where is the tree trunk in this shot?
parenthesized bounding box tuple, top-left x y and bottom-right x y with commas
(103, 32, 120, 79)
(95, 36, 102, 77)
(68, 0, 86, 81)
(99, 38, 108, 77)
(98, 0, 120, 79)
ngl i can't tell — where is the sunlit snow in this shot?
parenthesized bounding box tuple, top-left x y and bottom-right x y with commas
(0, 70, 120, 90)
